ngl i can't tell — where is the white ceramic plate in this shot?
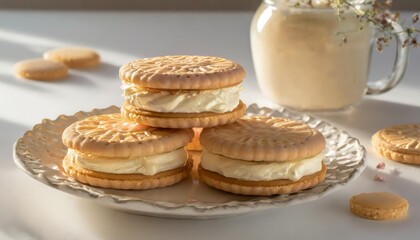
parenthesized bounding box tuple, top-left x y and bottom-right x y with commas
(14, 104, 366, 219)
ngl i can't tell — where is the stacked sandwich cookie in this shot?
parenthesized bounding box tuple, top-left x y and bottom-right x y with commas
(119, 55, 246, 128)
(62, 55, 246, 190)
(62, 114, 193, 190)
(198, 116, 326, 195)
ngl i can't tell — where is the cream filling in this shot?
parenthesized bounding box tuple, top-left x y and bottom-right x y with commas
(68, 148, 188, 175)
(121, 83, 241, 113)
(200, 150, 324, 181)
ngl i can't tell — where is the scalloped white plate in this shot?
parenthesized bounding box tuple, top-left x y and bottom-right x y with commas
(13, 104, 366, 219)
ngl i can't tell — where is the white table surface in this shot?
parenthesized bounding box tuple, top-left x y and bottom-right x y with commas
(1, 10, 419, 240)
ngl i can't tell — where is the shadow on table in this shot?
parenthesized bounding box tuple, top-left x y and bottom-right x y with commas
(313, 98, 420, 139)
(50, 71, 98, 87)
(0, 37, 42, 62)
(0, 69, 100, 90)
(0, 119, 28, 170)
(0, 73, 49, 92)
(89, 62, 120, 80)
(1, 71, 99, 89)
(0, 223, 41, 240)
(74, 164, 420, 240)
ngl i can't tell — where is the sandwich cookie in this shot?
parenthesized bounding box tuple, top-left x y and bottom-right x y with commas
(62, 114, 194, 190)
(119, 55, 246, 128)
(372, 124, 420, 164)
(198, 116, 327, 196)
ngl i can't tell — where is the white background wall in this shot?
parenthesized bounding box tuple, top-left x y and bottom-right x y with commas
(0, 0, 418, 10)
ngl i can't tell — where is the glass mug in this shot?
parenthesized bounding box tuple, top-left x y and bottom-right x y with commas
(250, 0, 409, 111)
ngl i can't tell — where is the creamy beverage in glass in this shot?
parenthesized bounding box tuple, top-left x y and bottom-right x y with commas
(251, 0, 409, 111)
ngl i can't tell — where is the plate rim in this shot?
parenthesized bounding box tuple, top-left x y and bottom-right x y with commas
(13, 103, 367, 216)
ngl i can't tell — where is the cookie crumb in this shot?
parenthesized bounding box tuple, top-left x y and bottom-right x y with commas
(376, 162, 386, 170)
(374, 174, 385, 182)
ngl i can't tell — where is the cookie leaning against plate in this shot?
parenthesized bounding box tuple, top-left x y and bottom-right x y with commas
(62, 113, 194, 190)
(372, 124, 420, 164)
(119, 55, 246, 128)
(198, 116, 327, 196)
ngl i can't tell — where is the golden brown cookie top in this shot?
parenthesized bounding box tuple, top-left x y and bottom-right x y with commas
(119, 55, 245, 90)
(62, 113, 193, 157)
(372, 124, 420, 155)
(14, 58, 68, 81)
(200, 116, 326, 161)
(349, 192, 409, 220)
(44, 47, 100, 68)
(351, 192, 408, 209)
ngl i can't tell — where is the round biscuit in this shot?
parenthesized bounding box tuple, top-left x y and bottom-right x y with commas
(372, 124, 420, 164)
(200, 116, 326, 161)
(119, 55, 245, 90)
(44, 47, 100, 68)
(198, 163, 326, 196)
(63, 156, 193, 190)
(121, 101, 246, 129)
(350, 192, 409, 220)
(14, 58, 68, 81)
(62, 113, 193, 158)
(373, 144, 420, 164)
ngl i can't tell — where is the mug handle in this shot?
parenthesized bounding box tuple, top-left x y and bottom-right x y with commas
(366, 21, 409, 95)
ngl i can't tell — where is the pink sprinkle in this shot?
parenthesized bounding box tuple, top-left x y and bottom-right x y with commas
(376, 162, 386, 170)
(374, 174, 385, 182)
